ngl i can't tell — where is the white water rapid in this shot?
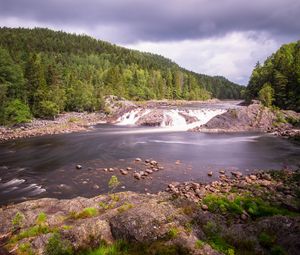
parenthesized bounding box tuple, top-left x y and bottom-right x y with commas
(116, 107, 227, 131)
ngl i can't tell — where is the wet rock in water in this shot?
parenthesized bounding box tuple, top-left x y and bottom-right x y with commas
(126, 167, 132, 171)
(158, 166, 164, 170)
(145, 159, 151, 163)
(219, 170, 225, 174)
(208, 171, 213, 177)
(133, 173, 141, 180)
(76, 164, 82, 169)
(120, 169, 128, 175)
(145, 169, 153, 174)
(150, 160, 158, 166)
(108, 168, 114, 172)
(93, 184, 100, 189)
(103, 168, 108, 172)
(231, 171, 243, 178)
(135, 158, 142, 162)
(175, 160, 181, 165)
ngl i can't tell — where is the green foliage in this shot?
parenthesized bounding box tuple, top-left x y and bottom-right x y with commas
(12, 212, 24, 230)
(117, 202, 134, 213)
(82, 240, 189, 255)
(202, 194, 297, 218)
(36, 212, 47, 225)
(14, 225, 51, 241)
(45, 232, 73, 255)
(203, 221, 234, 255)
(0, 27, 243, 124)
(82, 240, 128, 255)
(258, 232, 286, 255)
(108, 175, 120, 193)
(18, 242, 34, 255)
(71, 207, 98, 219)
(258, 82, 275, 107)
(36, 100, 60, 119)
(2, 99, 32, 125)
(167, 227, 180, 239)
(195, 240, 205, 249)
(247, 41, 300, 111)
(258, 232, 275, 248)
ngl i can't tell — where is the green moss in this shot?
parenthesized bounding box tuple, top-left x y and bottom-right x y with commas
(117, 202, 133, 213)
(195, 240, 205, 249)
(271, 245, 287, 255)
(13, 225, 51, 241)
(61, 225, 72, 230)
(184, 222, 193, 234)
(258, 232, 275, 248)
(69, 207, 98, 220)
(45, 232, 73, 255)
(167, 227, 180, 239)
(81, 240, 189, 255)
(203, 221, 234, 255)
(202, 194, 297, 218)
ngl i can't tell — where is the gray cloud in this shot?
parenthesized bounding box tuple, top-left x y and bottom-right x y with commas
(0, 0, 299, 43)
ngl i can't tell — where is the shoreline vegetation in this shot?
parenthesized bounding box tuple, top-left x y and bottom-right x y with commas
(0, 168, 299, 255)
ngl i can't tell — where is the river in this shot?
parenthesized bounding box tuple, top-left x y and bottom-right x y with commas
(0, 102, 299, 205)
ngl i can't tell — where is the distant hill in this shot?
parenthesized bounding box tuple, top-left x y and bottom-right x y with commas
(246, 41, 300, 111)
(0, 27, 243, 123)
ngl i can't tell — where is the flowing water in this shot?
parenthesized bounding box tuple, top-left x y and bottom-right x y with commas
(0, 102, 299, 205)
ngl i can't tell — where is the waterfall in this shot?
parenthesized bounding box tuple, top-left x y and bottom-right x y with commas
(116, 107, 226, 131)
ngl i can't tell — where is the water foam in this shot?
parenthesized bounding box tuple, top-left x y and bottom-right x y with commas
(116, 108, 226, 131)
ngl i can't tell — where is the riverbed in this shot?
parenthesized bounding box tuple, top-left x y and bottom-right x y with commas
(0, 123, 299, 205)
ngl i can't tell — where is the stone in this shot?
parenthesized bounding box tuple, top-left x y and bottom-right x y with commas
(103, 168, 108, 172)
(219, 170, 225, 174)
(126, 167, 132, 171)
(76, 164, 82, 169)
(108, 168, 114, 172)
(208, 171, 213, 177)
(249, 174, 257, 180)
(93, 184, 100, 189)
(150, 160, 158, 166)
(145, 169, 153, 174)
(135, 158, 142, 162)
(261, 173, 272, 181)
(133, 173, 141, 180)
(241, 214, 248, 221)
(231, 171, 243, 178)
(201, 204, 209, 210)
(120, 169, 128, 175)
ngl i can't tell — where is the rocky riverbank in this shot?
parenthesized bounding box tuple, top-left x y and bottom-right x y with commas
(0, 96, 135, 143)
(0, 169, 299, 255)
(192, 101, 300, 139)
(0, 112, 106, 143)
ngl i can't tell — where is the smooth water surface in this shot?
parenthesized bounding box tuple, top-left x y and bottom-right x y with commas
(0, 124, 299, 205)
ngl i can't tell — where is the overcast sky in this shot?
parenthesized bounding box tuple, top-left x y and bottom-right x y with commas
(0, 0, 299, 84)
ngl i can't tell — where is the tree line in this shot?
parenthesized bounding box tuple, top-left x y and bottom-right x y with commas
(246, 40, 300, 111)
(0, 27, 243, 125)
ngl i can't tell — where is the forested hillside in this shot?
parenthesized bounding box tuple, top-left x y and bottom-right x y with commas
(0, 27, 242, 124)
(246, 41, 300, 111)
